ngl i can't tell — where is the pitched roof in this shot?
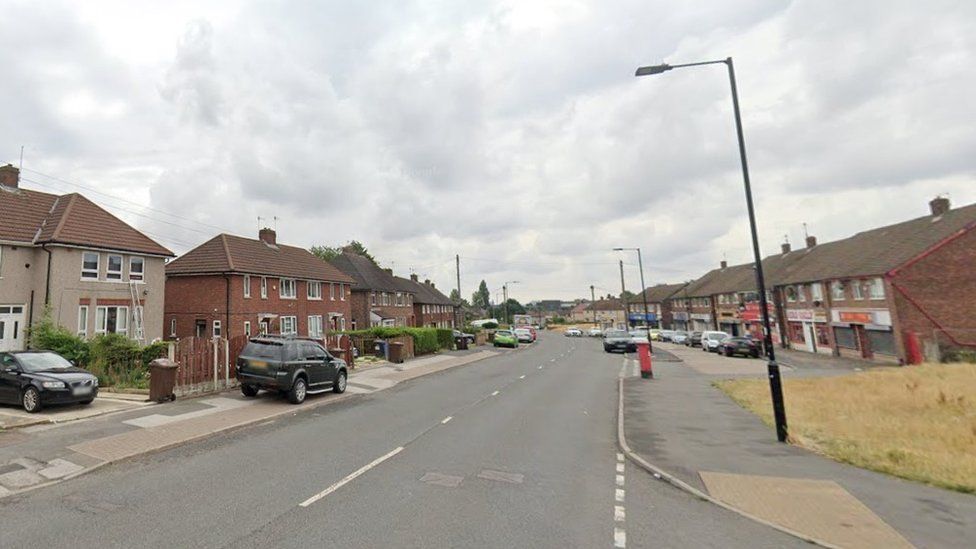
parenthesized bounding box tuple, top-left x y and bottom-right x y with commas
(587, 298, 624, 311)
(639, 283, 688, 303)
(165, 234, 354, 282)
(327, 252, 404, 292)
(0, 187, 172, 256)
(394, 276, 453, 305)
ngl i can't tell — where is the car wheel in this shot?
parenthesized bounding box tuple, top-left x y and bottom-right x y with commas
(288, 377, 307, 404)
(241, 384, 259, 397)
(81, 397, 95, 405)
(22, 386, 42, 413)
(724, 349, 733, 357)
(333, 370, 347, 394)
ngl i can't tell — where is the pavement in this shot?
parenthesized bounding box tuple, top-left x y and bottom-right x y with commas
(0, 333, 805, 548)
(0, 393, 150, 430)
(622, 342, 976, 549)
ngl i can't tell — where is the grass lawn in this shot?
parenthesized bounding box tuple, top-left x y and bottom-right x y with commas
(715, 363, 976, 493)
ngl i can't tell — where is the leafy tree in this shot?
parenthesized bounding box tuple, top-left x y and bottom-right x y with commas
(472, 280, 491, 310)
(449, 289, 470, 306)
(310, 240, 377, 264)
(309, 245, 341, 262)
(502, 298, 526, 323)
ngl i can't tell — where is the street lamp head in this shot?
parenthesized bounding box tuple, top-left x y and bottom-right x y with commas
(635, 64, 672, 76)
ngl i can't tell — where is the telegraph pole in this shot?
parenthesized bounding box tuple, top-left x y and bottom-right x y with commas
(455, 254, 461, 328)
(619, 260, 627, 330)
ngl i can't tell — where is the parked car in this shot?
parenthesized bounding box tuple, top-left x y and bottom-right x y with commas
(0, 351, 98, 413)
(672, 331, 689, 345)
(514, 328, 534, 343)
(603, 329, 633, 353)
(721, 336, 761, 358)
(452, 329, 475, 344)
(516, 325, 538, 341)
(649, 329, 661, 341)
(688, 331, 703, 347)
(628, 330, 649, 348)
(587, 327, 603, 337)
(493, 330, 519, 348)
(701, 331, 730, 353)
(564, 327, 583, 337)
(659, 330, 676, 342)
(236, 336, 347, 404)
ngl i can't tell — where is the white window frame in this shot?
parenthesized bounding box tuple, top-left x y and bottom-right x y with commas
(852, 280, 865, 300)
(831, 281, 845, 300)
(370, 291, 376, 305)
(78, 306, 88, 337)
(82, 252, 100, 279)
(330, 283, 336, 301)
(340, 283, 345, 301)
(280, 316, 297, 336)
(244, 321, 251, 336)
(170, 318, 177, 337)
(129, 257, 145, 282)
(106, 254, 123, 281)
(308, 315, 323, 338)
(308, 281, 322, 300)
(260, 277, 268, 299)
(396, 292, 403, 306)
(212, 320, 222, 338)
(811, 283, 824, 302)
(786, 286, 797, 303)
(95, 305, 129, 335)
(797, 285, 806, 302)
(869, 277, 885, 300)
(244, 275, 251, 298)
(339, 317, 346, 331)
(280, 278, 296, 299)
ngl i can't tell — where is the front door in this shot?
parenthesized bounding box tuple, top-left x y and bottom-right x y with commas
(0, 305, 26, 352)
(804, 322, 817, 353)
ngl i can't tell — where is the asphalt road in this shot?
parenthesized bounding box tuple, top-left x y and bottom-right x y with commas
(0, 333, 801, 548)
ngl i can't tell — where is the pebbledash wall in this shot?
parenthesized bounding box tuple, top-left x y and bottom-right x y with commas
(164, 274, 352, 340)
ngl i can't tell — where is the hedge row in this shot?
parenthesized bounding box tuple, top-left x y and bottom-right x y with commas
(342, 327, 455, 355)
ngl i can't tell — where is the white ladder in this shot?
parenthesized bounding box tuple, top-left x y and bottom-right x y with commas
(129, 281, 145, 344)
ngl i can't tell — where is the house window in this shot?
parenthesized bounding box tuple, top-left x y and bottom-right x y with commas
(213, 320, 222, 338)
(280, 278, 297, 299)
(308, 281, 322, 300)
(244, 321, 251, 336)
(308, 315, 323, 338)
(831, 281, 845, 300)
(339, 317, 346, 331)
(259, 320, 269, 335)
(260, 277, 268, 299)
(396, 292, 403, 306)
(244, 275, 251, 298)
(797, 286, 806, 302)
(78, 306, 88, 337)
(340, 284, 345, 301)
(129, 257, 144, 281)
(95, 306, 128, 335)
(82, 252, 99, 279)
(811, 283, 823, 302)
(785, 286, 798, 302)
(280, 316, 297, 335)
(868, 277, 885, 300)
(370, 292, 376, 305)
(852, 280, 864, 300)
(195, 320, 206, 337)
(350, 320, 357, 330)
(330, 283, 336, 300)
(170, 318, 176, 337)
(107, 255, 123, 280)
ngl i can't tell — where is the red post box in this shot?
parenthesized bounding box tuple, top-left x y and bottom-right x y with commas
(637, 341, 653, 379)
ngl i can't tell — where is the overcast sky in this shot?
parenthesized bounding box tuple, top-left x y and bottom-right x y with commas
(3, 0, 975, 303)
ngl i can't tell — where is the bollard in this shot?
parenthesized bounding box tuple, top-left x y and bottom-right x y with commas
(637, 341, 653, 379)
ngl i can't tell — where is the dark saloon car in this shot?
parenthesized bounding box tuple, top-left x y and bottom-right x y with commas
(603, 329, 634, 353)
(720, 337, 761, 358)
(236, 336, 348, 404)
(688, 331, 703, 347)
(0, 351, 98, 413)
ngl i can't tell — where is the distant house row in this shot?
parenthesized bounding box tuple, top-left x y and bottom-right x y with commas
(629, 196, 976, 364)
(0, 165, 456, 352)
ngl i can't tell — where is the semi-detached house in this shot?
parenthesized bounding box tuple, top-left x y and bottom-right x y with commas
(164, 228, 355, 340)
(327, 252, 415, 329)
(0, 165, 173, 350)
(396, 274, 456, 328)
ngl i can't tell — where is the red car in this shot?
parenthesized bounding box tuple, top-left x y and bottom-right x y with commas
(516, 326, 537, 341)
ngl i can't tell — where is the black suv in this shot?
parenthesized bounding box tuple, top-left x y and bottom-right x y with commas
(236, 337, 348, 404)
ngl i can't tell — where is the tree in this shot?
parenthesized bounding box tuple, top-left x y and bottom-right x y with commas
(471, 280, 490, 310)
(309, 240, 376, 264)
(449, 289, 470, 307)
(309, 245, 341, 262)
(502, 298, 526, 323)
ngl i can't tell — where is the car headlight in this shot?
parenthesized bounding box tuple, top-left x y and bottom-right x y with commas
(91, 377, 99, 387)
(42, 380, 66, 389)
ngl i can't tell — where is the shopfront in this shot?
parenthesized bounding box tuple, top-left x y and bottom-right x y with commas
(671, 311, 688, 331)
(628, 312, 658, 329)
(830, 309, 897, 361)
(717, 311, 741, 336)
(690, 313, 712, 332)
(741, 302, 780, 347)
(785, 309, 830, 355)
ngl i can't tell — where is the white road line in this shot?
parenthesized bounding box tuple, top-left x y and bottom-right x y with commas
(550, 358, 556, 362)
(441, 416, 452, 424)
(519, 375, 526, 380)
(491, 390, 500, 396)
(614, 527, 627, 548)
(615, 488, 625, 502)
(615, 474, 625, 487)
(538, 365, 543, 369)
(614, 505, 626, 522)
(616, 463, 625, 473)
(300, 447, 404, 507)
(616, 453, 624, 461)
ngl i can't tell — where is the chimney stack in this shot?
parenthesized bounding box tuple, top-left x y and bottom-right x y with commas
(258, 227, 277, 246)
(781, 242, 792, 254)
(410, 274, 418, 282)
(0, 164, 19, 189)
(384, 268, 393, 275)
(424, 279, 431, 285)
(720, 260, 728, 269)
(930, 196, 950, 216)
(805, 235, 817, 248)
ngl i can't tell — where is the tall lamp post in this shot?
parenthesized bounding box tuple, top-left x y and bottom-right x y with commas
(614, 247, 652, 350)
(635, 57, 788, 442)
(502, 281, 520, 325)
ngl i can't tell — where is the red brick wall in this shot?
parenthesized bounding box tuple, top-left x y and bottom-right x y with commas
(413, 303, 455, 328)
(164, 274, 352, 339)
(348, 291, 415, 328)
(890, 227, 976, 356)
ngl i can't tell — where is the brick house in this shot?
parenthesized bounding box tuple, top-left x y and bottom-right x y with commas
(0, 165, 173, 350)
(587, 298, 626, 329)
(396, 274, 456, 328)
(164, 229, 354, 340)
(633, 283, 688, 329)
(327, 252, 415, 328)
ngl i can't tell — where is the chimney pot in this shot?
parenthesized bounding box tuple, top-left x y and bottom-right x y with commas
(424, 279, 431, 285)
(930, 196, 950, 216)
(410, 274, 418, 282)
(781, 242, 792, 254)
(258, 227, 277, 246)
(806, 235, 817, 248)
(0, 164, 19, 189)
(720, 260, 728, 269)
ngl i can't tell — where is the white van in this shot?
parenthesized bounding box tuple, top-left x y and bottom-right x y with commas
(701, 331, 729, 353)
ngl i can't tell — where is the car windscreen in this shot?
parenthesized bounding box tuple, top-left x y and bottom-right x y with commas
(704, 333, 725, 340)
(605, 330, 628, 338)
(15, 352, 74, 372)
(497, 330, 512, 336)
(241, 341, 283, 360)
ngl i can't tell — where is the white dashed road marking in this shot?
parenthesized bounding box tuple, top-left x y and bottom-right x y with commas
(300, 447, 404, 507)
(491, 390, 500, 396)
(519, 375, 526, 380)
(616, 474, 625, 487)
(615, 452, 627, 547)
(441, 416, 452, 424)
(616, 463, 624, 473)
(615, 488, 625, 502)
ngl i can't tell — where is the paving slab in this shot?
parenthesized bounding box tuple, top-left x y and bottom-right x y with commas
(0, 397, 145, 429)
(38, 458, 85, 480)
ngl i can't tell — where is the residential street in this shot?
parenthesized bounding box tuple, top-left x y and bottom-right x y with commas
(0, 333, 799, 548)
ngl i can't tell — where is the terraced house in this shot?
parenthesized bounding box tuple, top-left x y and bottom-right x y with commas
(396, 274, 456, 328)
(0, 165, 173, 350)
(164, 228, 354, 339)
(328, 252, 415, 328)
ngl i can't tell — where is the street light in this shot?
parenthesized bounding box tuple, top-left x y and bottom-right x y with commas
(503, 280, 520, 325)
(614, 247, 652, 349)
(635, 57, 788, 443)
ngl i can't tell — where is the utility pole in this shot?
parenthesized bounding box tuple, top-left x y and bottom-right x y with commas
(502, 284, 508, 325)
(455, 254, 461, 328)
(619, 260, 627, 330)
(590, 285, 596, 325)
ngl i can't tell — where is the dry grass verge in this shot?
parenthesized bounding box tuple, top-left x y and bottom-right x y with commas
(715, 363, 976, 493)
